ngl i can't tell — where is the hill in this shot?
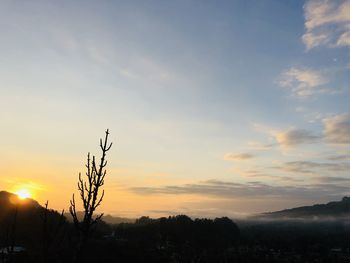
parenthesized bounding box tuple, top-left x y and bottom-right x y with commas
(0, 190, 42, 220)
(260, 197, 350, 220)
(64, 211, 134, 225)
(0, 191, 67, 247)
(0, 190, 40, 205)
(102, 214, 135, 224)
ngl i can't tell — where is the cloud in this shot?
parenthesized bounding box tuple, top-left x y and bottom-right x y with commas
(323, 114, 350, 144)
(303, 0, 350, 49)
(279, 67, 328, 97)
(119, 56, 172, 83)
(224, 153, 254, 161)
(241, 170, 273, 178)
(247, 141, 275, 150)
(327, 154, 350, 161)
(317, 176, 350, 183)
(253, 123, 320, 148)
(275, 161, 350, 174)
(255, 113, 350, 148)
(129, 179, 350, 200)
(302, 32, 330, 50)
(273, 128, 320, 147)
(275, 161, 315, 174)
(240, 170, 301, 182)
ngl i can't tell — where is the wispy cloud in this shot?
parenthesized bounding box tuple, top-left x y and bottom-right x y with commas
(254, 114, 350, 150)
(323, 114, 350, 144)
(130, 179, 350, 200)
(317, 176, 350, 183)
(303, 0, 350, 49)
(275, 161, 350, 174)
(252, 122, 320, 149)
(239, 169, 301, 182)
(273, 128, 320, 147)
(327, 154, 350, 161)
(279, 67, 328, 97)
(247, 141, 275, 150)
(224, 152, 254, 161)
(118, 56, 172, 83)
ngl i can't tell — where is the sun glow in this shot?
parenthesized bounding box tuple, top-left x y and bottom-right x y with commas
(15, 189, 32, 199)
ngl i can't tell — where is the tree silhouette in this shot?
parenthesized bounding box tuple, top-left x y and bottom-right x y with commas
(69, 129, 112, 262)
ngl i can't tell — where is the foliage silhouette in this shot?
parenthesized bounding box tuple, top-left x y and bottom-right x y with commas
(69, 129, 112, 262)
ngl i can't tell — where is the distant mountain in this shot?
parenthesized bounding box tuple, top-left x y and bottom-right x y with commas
(261, 197, 350, 220)
(0, 191, 67, 246)
(0, 190, 42, 224)
(64, 211, 135, 225)
(0, 191, 132, 226)
(102, 214, 135, 224)
(0, 190, 41, 210)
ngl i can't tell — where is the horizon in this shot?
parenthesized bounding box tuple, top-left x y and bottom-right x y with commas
(1, 0, 350, 218)
(3, 189, 350, 221)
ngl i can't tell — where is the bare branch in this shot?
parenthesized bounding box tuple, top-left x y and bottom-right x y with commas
(69, 129, 112, 263)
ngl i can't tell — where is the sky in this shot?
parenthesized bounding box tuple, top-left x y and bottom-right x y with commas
(0, 0, 350, 218)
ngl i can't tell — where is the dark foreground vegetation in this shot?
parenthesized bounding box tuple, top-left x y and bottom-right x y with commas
(3, 131, 350, 262)
(2, 192, 350, 263)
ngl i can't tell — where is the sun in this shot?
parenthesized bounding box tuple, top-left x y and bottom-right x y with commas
(15, 189, 32, 199)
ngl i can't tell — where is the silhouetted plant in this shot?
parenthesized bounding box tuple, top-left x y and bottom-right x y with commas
(69, 129, 112, 263)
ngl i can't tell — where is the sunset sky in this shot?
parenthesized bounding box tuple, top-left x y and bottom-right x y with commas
(1, 0, 350, 218)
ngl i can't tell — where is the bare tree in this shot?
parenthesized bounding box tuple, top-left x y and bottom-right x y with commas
(69, 129, 112, 262)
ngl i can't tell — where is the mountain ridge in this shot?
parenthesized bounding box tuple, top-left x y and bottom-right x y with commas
(259, 196, 350, 219)
(0, 190, 41, 210)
